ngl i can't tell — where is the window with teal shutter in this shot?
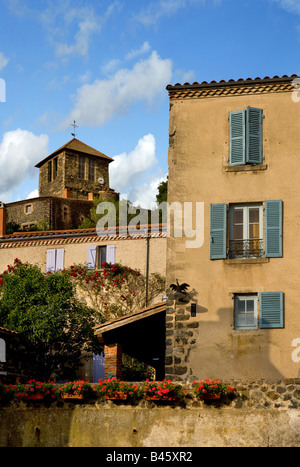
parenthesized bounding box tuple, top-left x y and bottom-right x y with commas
(259, 292, 284, 328)
(246, 107, 263, 164)
(229, 110, 246, 165)
(210, 204, 227, 259)
(229, 107, 263, 166)
(265, 200, 282, 258)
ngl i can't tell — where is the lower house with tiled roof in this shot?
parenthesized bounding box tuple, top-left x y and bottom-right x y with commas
(0, 216, 167, 381)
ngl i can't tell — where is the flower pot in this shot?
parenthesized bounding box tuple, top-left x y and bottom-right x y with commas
(62, 394, 84, 400)
(104, 392, 128, 400)
(146, 395, 177, 401)
(199, 393, 221, 400)
(24, 393, 44, 401)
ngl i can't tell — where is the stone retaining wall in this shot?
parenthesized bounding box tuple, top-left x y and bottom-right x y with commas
(1, 379, 300, 447)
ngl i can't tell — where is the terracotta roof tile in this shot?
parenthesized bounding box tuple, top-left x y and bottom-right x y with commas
(166, 74, 299, 91)
(35, 138, 113, 168)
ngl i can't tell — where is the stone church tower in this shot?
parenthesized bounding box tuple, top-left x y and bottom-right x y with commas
(36, 138, 118, 201)
(5, 138, 119, 232)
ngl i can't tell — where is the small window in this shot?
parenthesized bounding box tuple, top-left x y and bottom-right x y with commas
(87, 245, 116, 269)
(234, 292, 284, 330)
(88, 158, 95, 182)
(25, 204, 32, 214)
(53, 157, 58, 179)
(229, 107, 263, 166)
(48, 160, 52, 182)
(79, 155, 85, 179)
(234, 294, 258, 330)
(229, 204, 263, 259)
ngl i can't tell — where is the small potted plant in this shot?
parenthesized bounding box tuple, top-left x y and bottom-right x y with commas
(193, 379, 235, 400)
(59, 380, 96, 400)
(0, 381, 17, 403)
(141, 379, 186, 402)
(97, 378, 139, 400)
(122, 361, 155, 381)
(22, 380, 57, 401)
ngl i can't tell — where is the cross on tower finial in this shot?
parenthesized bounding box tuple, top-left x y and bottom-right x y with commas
(71, 120, 78, 138)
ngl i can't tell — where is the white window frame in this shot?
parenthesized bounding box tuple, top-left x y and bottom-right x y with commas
(87, 244, 116, 270)
(229, 204, 263, 258)
(234, 294, 258, 330)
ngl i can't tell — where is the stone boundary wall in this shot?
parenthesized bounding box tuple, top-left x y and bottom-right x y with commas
(0, 379, 300, 447)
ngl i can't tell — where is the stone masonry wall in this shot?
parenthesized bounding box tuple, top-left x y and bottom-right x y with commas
(165, 301, 197, 381)
(0, 379, 299, 447)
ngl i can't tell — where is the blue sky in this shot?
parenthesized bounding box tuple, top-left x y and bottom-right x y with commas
(0, 0, 300, 208)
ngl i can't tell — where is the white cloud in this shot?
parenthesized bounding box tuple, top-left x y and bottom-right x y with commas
(55, 10, 100, 57)
(133, 0, 221, 26)
(64, 51, 172, 127)
(109, 134, 164, 208)
(0, 52, 9, 72)
(26, 189, 39, 199)
(0, 129, 48, 199)
(40, 1, 121, 58)
(125, 41, 151, 61)
(128, 173, 167, 209)
(270, 0, 300, 14)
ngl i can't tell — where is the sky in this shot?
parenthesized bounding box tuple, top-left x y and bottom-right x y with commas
(1, 0, 300, 208)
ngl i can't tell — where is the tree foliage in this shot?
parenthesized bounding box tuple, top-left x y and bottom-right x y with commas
(79, 196, 150, 229)
(0, 259, 166, 380)
(0, 259, 101, 380)
(156, 177, 168, 205)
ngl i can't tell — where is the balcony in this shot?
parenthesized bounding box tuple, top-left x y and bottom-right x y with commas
(229, 239, 264, 259)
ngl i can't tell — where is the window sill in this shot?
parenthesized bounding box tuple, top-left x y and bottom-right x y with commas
(224, 258, 269, 265)
(224, 164, 268, 173)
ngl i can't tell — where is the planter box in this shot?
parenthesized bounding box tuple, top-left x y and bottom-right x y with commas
(199, 394, 221, 400)
(62, 394, 84, 400)
(104, 392, 128, 400)
(24, 393, 44, 401)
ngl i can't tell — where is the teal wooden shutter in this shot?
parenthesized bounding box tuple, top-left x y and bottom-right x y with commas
(259, 292, 284, 328)
(265, 200, 282, 257)
(87, 245, 97, 269)
(246, 107, 263, 164)
(210, 204, 227, 259)
(229, 110, 246, 166)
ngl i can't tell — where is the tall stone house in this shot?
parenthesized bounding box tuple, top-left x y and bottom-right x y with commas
(165, 74, 300, 381)
(5, 138, 119, 231)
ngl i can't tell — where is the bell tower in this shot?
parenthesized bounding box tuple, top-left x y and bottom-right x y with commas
(35, 138, 119, 201)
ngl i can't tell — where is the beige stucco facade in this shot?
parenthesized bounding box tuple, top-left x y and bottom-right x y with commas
(0, 229, 166, 280)
(165, 75, 300, 380)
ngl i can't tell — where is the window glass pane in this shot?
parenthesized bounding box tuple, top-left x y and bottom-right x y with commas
(249, 208, 259, 223)
(237, 299, 245, 312)
(245, 313, 256, 326)
(99, 246, 106, 266)
(235, 296, 257, 329)
(249, 223, 260, 239)
(79, 156, 85, 179)
(233, 209, 243, 224)
(233, 224, 243, 240)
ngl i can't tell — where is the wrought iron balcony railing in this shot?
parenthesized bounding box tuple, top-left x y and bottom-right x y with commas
(229, 239, 264, 259)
